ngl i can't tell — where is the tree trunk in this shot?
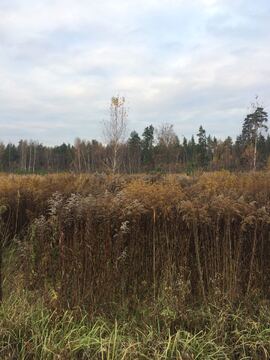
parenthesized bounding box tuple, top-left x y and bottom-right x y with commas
(253, 135, 257, 171)
(33, 145, 37, 173)
(112, 144, 118, 174)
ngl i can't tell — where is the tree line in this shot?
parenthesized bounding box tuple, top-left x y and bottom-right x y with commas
(0, 96, 269, 174)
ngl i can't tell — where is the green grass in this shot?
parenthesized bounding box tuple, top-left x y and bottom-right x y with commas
(1, 248, 270, 359)
(0, 295, 224, 359)
(1, 287, 270, 359)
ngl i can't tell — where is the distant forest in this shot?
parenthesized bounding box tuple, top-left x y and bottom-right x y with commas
(1, 99, 269, 174)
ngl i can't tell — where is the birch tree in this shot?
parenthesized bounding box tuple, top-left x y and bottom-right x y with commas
(103, 96, 127, 173)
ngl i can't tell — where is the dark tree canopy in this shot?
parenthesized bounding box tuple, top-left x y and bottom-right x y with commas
(0, 100, 269, 173)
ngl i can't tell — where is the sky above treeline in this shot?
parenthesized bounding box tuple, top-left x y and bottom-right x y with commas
(0, 0, 269, 145)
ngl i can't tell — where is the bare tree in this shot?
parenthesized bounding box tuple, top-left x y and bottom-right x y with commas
(74, 137, 82, 172)
(103, 96, 128, 173)
(19, 140, 28, 172)
(32, 141, 38, 173)
(156, 124, 180, 171)
(28, 140, 38, 173)
(157, 123, 178, 147)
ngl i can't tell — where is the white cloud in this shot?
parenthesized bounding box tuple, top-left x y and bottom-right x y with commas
(0, 0, 269, 144)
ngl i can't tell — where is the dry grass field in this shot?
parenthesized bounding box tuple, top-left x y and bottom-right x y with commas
(1, 171, 270, 359)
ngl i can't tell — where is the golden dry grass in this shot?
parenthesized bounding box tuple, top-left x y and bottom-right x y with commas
(0, 171, 265, 312)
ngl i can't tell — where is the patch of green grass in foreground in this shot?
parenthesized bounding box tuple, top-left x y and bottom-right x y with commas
(1, 249, 270, 359)
(2, 293, 270, 359)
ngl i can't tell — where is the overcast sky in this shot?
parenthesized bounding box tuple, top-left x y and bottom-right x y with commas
(0, 0, 269, 145)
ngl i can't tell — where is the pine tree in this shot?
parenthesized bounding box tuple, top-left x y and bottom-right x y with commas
(197, 126, 209, 169)
(128, 131, 141, 173)
(242, 106, 268, 170)
(141, 125, 154, 168)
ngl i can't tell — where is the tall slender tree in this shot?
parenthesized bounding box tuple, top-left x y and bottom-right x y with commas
(242, 99, 268, 170)
(128, 131, 141, 173)
(197, 126, 209, 169)
(103, 96, 128, 173)
(141, 125, 155, 168)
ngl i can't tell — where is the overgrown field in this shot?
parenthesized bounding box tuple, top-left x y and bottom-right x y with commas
(1, 171, 270, 359)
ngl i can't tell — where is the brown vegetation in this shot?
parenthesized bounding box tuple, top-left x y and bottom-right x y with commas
(0, 171, 268, 314)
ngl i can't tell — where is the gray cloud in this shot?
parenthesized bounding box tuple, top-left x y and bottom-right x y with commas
(0, 0, 269, 144)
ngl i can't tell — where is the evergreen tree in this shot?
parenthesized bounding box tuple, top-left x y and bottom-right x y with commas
(197, 126, 209, 169)
(182, 137, 188, 164)
(141, 125, 154, 167)
(128, 131, 141, 173)
(186, 136, 197, 174)
(242, 106, 268, 170)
